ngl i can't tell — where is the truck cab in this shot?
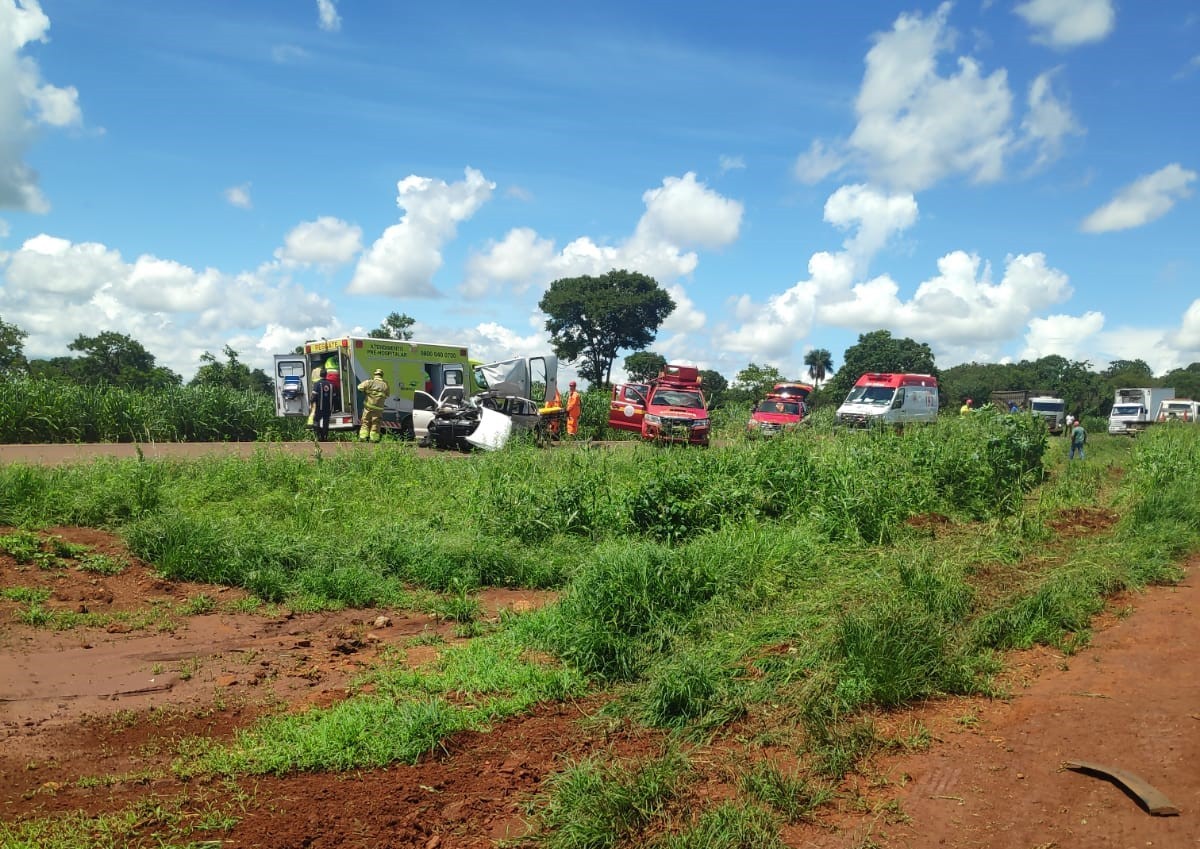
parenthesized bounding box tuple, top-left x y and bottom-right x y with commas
(835, 373, 938, 427)
(747, 394, 804, 437)
(1028, 396, 1066, 434)
(608, 364, 709, 446)
(1108, 387, 1175, 435)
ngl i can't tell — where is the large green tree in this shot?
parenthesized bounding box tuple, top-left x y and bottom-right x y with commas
(368, 312, 415, 341)
(624, 351, 667, 383)
(1101, 359, 1154, 382)
(0, 316, 28, 377)
(48, 332, 182, 389)
(803, 348, 833, 386)
(730, 362, 786, 404)
(540, 270, 674, 386)
(827, 330, 937, 402)
(190, 346, 272, 393)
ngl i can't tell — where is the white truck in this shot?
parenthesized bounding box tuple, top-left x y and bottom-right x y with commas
(273, 337, 559, 442)
(1108, 387, 1175, 435)
(990, 390, 1066, 433)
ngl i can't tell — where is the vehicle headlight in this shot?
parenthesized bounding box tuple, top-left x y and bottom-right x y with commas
(694, 418, 709, 428)
(644, 414, 661, 425)
(747, 419, 760, 429)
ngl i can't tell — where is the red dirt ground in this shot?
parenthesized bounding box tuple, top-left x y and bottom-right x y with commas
(2, 526, 1196, 848)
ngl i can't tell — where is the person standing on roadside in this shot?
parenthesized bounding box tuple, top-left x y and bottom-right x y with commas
(310, 368, 335, 441)
(357, 368, 390, 443)
(565, 380, 582, 437)
(960, 398, 973, 415)
(1069, 417, 1087, 461)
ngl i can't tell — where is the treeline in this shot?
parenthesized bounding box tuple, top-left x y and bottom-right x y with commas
(0, 319, 271, 393)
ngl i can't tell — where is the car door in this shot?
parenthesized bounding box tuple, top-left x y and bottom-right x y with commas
(411, 390, 440, 440)
(608, 383, 649, 432)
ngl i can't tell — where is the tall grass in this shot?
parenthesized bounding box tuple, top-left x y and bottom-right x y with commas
(0, 377, 305, 442)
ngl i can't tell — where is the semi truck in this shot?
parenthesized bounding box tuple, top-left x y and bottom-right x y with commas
(1108, 387, 1175, 435)
(989, 390, 1066, 433)
(835, 373, 939, 427)
(273, 337, 559, 442)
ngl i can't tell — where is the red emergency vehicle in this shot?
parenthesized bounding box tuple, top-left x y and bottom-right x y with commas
(747, 394, 805, 437)
(608, 364, 710, 446)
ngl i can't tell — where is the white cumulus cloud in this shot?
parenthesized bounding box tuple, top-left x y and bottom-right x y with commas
(349, 167, 495, 297)
(461, 172, 742, 342)
(1166, 298, 1200, 354)
(276, 216, 363, 267)
(0, 233, 335, 377)
(635, 172, 743, 251)
(823, 184, 918, 274)
(848, 3, 1014, 192)
(719, 180, 1074, 368)
(0, 0, 83, 213)
(316, 0, 341, 32)
(1022, 311, 1106, 361)
(1015, 0, 1115, 48)
(1021, 68, 1082, 170)
(462, 227, 556, 298)
(1080, 164, 1197, 233)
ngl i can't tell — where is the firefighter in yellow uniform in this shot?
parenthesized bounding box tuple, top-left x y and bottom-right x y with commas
(357, 368, 390, 442)
(565, 380, 582, 436)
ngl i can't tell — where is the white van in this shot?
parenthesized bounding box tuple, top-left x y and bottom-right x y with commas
(835, 373, 939, 427)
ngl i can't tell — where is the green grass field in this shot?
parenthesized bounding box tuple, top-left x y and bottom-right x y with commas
(2, 410, 1196, 848)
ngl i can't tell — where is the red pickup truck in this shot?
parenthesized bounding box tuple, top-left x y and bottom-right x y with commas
(608, 364, 710, 446)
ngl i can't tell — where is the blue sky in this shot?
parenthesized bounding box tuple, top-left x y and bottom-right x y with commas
(1, 0, 1197, 386)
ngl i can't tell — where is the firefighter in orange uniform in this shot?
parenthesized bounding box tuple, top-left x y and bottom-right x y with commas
(565, 380, 582, 436)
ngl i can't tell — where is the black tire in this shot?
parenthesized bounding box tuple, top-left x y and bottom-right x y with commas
(399, 417, 415, 441)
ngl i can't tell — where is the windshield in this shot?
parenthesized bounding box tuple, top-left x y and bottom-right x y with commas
(1031, 401, 1064, 412)
(845, 385, 895, 406)
(1111, 405, 1144, 416)
(652, 389, 704, 409)
(756, 400, 800, 415)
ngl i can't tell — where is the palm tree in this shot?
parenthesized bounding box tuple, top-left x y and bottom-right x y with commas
(804, 348, 833, 387)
